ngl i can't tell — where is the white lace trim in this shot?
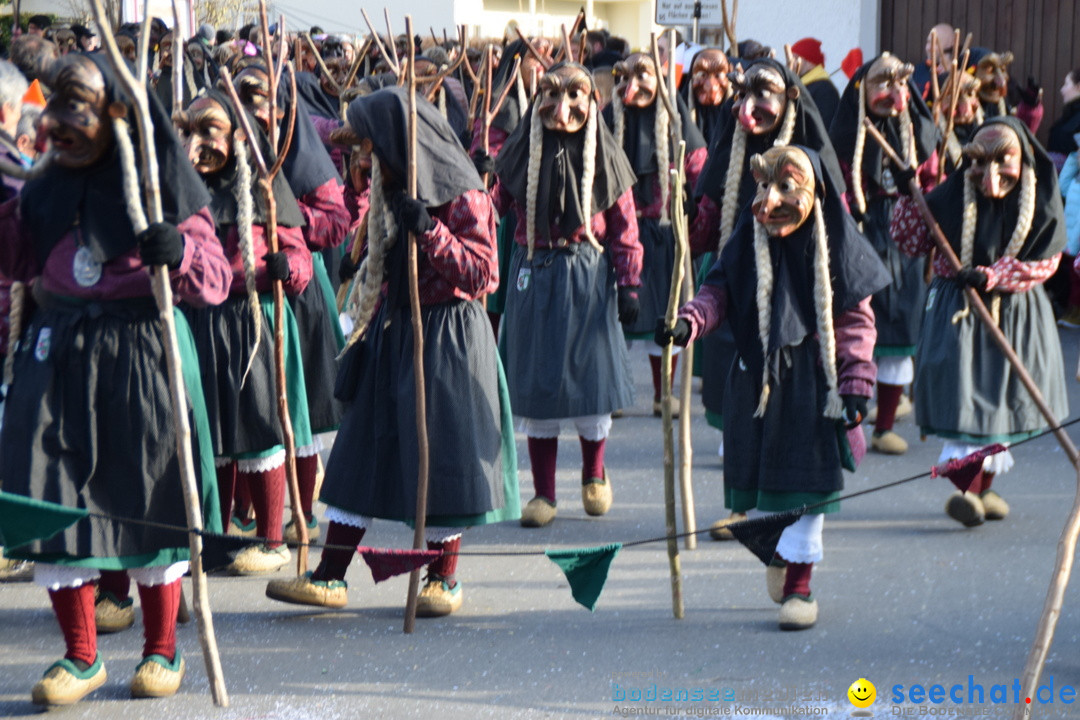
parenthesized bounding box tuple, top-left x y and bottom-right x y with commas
(34, 563, 101, 590)
(237, 449, 286, 474)
(129, 562, 189, 587)
(518, 414, 612, 441)
(325, 506, 371, 529)
(876, 356, 914, 386)
(939, 442, 1015, 476)
(573, 414, 612, 442)
(296, 437, 323, 458)
(747, 511, 824, 563)
(425, 527, 463, 544)
(214, 457, 234, 468)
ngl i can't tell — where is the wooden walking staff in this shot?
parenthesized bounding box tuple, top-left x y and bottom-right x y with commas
(477, 48, 520, 186)
(652, 30, 697, 551)
(862, 120, 1080, 720)
(650, 31, 686, 618)
(401, 16, 433, 635)
(219, 2, 310, 574)
(88, 0, 228, 706)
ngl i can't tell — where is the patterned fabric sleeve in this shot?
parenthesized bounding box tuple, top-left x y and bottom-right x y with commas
(982, 254, 1060, 293)
(835, 296, 877, 397)
(171, 207, 232, 307)
(889, 195, 934, 258)
(604, 189, 643, 288)
(297, 179, 350, 251)
(677, 283, 727, 343)
(684, 146, 708, 191)
(420, 189, 499, 301)
(688, 194, 721, 258)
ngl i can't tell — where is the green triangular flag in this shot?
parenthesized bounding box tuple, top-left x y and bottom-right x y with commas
(545, 542, 622, 611)
(0, 491, 88, 549)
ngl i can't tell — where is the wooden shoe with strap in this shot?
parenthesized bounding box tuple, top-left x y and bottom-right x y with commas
(581, 469, 613, 516)
(520, 497, 557, 527)
(130, 653, 185, 699)
(265, 571, 348, 608)
(979, 490, 1009, 520)
(709, 512, 747, 541)
(31, 657, 107, 706)
(778, 594, 818, 630)
(95, 591, 135, 634)
(415, 575, 463, 617)
(945, 491, 985, 527)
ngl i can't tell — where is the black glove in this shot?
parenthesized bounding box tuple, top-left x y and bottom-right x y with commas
(654, 317, 691, 347)
(338, 253, 359, 283)
(955, 266, 988, 292)
(472, 150, 495, 177)
(841, 394, 868, 429)
(1019, 76, 1042, 106)
(683, 192, 699, 223)
(394, 192, 435, 235)
(263, 252, 291, 281)
(137, 222, 185, 270)
(849, 207, 866, 225)
(892, 165, 917, 196)
(617, 286, 640, 326)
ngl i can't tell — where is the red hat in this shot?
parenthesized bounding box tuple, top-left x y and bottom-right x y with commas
(791, 37, 825, 67)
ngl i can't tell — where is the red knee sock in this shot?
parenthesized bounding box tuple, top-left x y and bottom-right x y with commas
(579, 436, 606, 481)
(874, 383, 904, 432)
(527, 436, 559, 503)
(48, 584, 97, 667)
(648, 354, 679, 402)
(246, 462, 286, 547)
(137, 580, 181, 661)
(782, 562, 814, 598)
(312, 521, 365, 582)
(426, 535, 461, 586)
(216, 462, 237, 528)
(979, 472, 995, 494)
(295, 453, 319, 520)
(97, 570, 131, 602)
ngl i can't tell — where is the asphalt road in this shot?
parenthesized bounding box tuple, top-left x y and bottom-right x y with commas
(2, 332, 1080, 720)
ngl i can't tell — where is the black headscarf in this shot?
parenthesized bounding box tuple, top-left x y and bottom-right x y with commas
(359, 69, 470, 148)
(926, 116, 1065, 265)
(679, 48, 734, 148)
(21, 52, 211, 267)
(494, 62, 637, 242)
(490, 39, 530, 135)
(196, 88, 304, 230)
(241, 61, 341, 197)
(703, 146, 889, 374)
(294, 70, 340, 120)
(695, 59, 844, 204)
(829, 55, 938, 193)
(345, 85, 483, 207)
(602, 89, 706, 206)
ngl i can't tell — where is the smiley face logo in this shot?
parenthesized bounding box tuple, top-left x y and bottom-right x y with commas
(848, 678, 876, 710)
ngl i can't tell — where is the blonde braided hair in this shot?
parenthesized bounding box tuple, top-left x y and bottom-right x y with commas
(850, 79, 869, 218)
(234, 137, 263, 383)
(717, 126, 747, 248)
(751, 219, 773, 417)
(578, 99, 605, 254)
(343, 158, 398, 348)
(811, 199, 842, 419)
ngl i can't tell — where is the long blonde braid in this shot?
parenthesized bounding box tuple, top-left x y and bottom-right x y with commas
(718, 126, 747, 248)
(234, 137, 263, 383)
(655, 101, 670, 221)
(343, 158, 398, 349)
(524, 100, 544, 260)
(811, 199, 842, 419)
(579, 99, 605, 254)
(752, 219, 773, 417)
(850, 80, 868, 218)
(612, 85, 625, 147)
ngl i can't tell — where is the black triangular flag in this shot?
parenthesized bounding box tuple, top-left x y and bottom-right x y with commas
(727, 509, 806, 566)
(200, 532, 262, 573)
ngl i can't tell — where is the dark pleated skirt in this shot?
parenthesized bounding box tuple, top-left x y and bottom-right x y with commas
(723, 339, 847, 504)
(867, 196, 927, 353)
(322, 298, 511, 523)
(915, 278, 1068, 443)
(288, 254, 344, 434)
(1, 298, 218, 564)
(501, 242, 635, 419)
(622, 216, 675, 338)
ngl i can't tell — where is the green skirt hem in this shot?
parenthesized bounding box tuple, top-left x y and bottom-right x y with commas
(725, 487, 840, 515)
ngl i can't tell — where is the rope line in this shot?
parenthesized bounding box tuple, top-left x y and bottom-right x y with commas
(34, 416, 1080, 558)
